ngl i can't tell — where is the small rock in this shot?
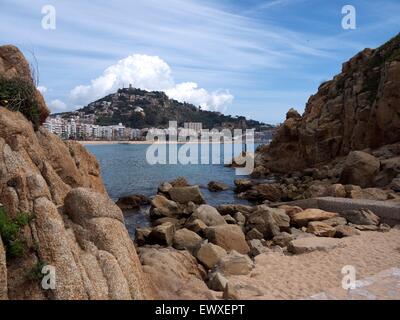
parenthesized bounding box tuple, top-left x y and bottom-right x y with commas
(248, 239, 268, 257)
(150, 195, 180, 219)
(277, 205, 303, 219)
(272, 232, 295, 247)
(185, 218, 207, 235)
(334, 225, 361, 238)
(215, 250, 254, 276)
(292, 209, 338, 227)
(322, 216, 347, 227)
(169, 177, 189, 187)
(116, 194, 149, 210)
(307, 221, 336, 237)
(223, 214, 237, 224)
(340, 209, 380, 225)
(191, 205, 227, 227)
(207, 272, 228, 291)
(158, 182, 172, 194)
(168, 186, 205, 204)
(196, 243, 227, 270)
(205, 225, 250, 254)
(135, 227, 152, 246)
(208, 181, 229, 192)
(223, 283, 240, 300)
(246, 228, 264, 240)
(173, 228, 202, 253)
(148, 222, 176, 246)
(288, 237, 344, 254)
(233, 212, 246, 225)
(350, 224, 380, 231)
(378, 223, 391, 233)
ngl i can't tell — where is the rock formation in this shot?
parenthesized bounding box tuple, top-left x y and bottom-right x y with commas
(0, 45, 152, 300)
(260, 33, 400, 173)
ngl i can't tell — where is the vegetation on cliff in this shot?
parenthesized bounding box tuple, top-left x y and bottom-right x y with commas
(0, 77, 41, 129)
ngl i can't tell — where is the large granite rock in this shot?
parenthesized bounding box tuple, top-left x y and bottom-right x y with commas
(205, 225, 250, 254)
(191, 205, 227, 227)
(340, 209, 380, 225)
(292, 209, 338, 227)
(173, 228, 202, 253)
(246, 205, 290, 239)
(168, 186, 205, 204)
(340, 151, 380, 188)
(196, 243, 227, 270)
(0, 237, 7, 300)
(139, 247, 213, 300)
(257, 34, 400, 173)
(0, 47, 153, 301)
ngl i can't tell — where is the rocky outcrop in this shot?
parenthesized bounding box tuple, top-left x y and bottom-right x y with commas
(259, 34, 400, 173)
(0, 46, 152, 300)
(0, 45, 49, 125)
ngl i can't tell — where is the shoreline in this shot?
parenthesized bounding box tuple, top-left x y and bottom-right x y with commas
(79, 140, 267, 146)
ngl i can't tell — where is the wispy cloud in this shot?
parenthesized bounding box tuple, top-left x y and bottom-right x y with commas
(1, 0, 399, 122)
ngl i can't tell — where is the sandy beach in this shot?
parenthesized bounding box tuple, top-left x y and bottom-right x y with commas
(227, 229, 400, 300)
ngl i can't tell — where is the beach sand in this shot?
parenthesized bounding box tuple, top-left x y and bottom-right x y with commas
(226, 228, 400, 299)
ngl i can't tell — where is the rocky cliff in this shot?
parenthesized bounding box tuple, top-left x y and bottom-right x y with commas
(261, 33, 400, 173)
(0, 45, 152, 300)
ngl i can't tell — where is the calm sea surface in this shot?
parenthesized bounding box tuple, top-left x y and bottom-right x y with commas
(86, 143, 258, 236)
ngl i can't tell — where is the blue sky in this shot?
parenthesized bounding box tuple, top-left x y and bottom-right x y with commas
(0, 0, 399, 124)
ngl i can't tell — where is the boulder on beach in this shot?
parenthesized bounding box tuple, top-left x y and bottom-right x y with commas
(306, 221, 336, 237)
(150, 195, 180, 219)
(288, 237, 344, 254)
(340, 209, 380, 226)
(214, 251, 254, 276)
(340, 151, 380, 188)
(205, 225, 250, 254)
(148, 222, 176, 246)
(173, 228, 202, 253)
(334, 225, 361, 238)
(191, 205, 227, 227)
(196, 243, 227, 270)
(292, 209, 338, 227)
(246, 205, 290, 239)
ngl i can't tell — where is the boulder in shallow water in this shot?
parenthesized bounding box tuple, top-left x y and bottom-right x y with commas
(150, 195, 181, 219)
(208, 181, 229, 192)
(168, 186, 205, 204)
(116, 194, 150, 210)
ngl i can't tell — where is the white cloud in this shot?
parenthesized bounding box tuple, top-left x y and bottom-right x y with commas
(165, 82, 233, 112)
(49, 99, 67, 113)
(70, 54, 233, 111)
(37, 86, 47, 94)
